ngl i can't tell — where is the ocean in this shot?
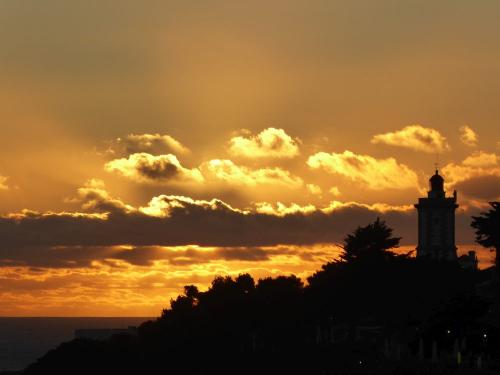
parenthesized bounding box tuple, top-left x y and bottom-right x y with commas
(0, 317, 153, 372)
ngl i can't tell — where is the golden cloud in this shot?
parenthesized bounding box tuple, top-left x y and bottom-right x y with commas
(1, 243, 490, 316)
(0, 175, 8, 190)
(73, 179, 136, 214)
(0, 242, 342, 316)
(307, 150, 418, 190)
(329, 186, 341, 197)
(253, 200, 412, 217)
(105, 153, 204, 184)
(228, 127, 300, 159)
(140, 195, 248, 218)
(254, 202, 317, 216)
(371, 125, 450, 153)
(201, 159, 303, 188)
(321, 200, 414, 214)
(254, 199, 414, 218)
(442, 151, 500, 187)
(105, 153, 302, 189)
(306, 184, 322, 195)
(459, 125, 478, 147)
(462, 150, 498, 167)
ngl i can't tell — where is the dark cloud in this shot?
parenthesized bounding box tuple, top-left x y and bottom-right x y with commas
(135, 157, 181, 180)
(111, 246, 273, 267)
(215, 247, 270, 261)
(0, 244, 282, 269)
(0, 245, 113, 268)
(75, 179, 134, 214)
(0, 186, 481, 268)
(114, 134, 189, 156)
(455, 175, 500, 201)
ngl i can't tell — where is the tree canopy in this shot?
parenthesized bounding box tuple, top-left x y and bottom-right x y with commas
(471, 201, 500, 269)
(340, 217, 401, 263)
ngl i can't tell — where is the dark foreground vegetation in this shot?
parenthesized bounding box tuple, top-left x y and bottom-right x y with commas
(23, 204, 500, 374)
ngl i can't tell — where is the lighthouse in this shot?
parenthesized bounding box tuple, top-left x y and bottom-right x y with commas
(414, 170, 458, 261)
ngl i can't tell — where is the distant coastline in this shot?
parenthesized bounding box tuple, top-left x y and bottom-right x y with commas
(0, 317, 153, 372)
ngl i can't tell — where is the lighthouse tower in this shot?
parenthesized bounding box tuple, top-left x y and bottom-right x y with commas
(414, 170, 458, 261)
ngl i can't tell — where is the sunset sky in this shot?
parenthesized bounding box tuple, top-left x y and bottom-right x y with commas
(1, 0, 499, 316)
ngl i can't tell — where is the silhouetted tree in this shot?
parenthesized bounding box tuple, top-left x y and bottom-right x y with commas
(236, 273, 256, 293)
(472, 202, 500, 272)
(184, 284, 200, 299)
(162, 285, 199, 318)
(340, 217, 401, 263)
(307, 219, 409, 323)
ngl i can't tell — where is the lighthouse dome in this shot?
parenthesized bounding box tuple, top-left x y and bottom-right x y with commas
(430, 170, 444, 192)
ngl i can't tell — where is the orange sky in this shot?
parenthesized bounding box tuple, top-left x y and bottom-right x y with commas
(0, 1, 499, 316)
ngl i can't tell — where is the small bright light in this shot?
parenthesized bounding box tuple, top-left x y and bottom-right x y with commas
(447, 330, 451, 334)
(483, 334, 487, 338)
(359, 361, 362, 365)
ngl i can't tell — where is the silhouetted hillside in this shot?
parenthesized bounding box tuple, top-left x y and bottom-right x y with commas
(23, 220, 500, 374)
